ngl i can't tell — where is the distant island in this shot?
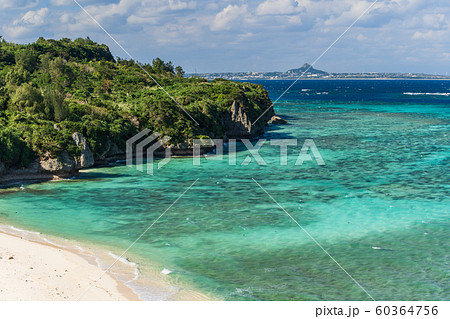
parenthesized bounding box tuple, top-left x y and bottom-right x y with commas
(190, 63, 450, 81)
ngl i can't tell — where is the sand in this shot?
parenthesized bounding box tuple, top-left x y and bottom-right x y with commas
(0, 232, 139, 301)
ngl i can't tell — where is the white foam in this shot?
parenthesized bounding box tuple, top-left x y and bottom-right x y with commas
(372, 246, 382, 250)
(50, 178, 71, 182)
(8, 225, 41, 235)
(74, 245, 86, 253)
(161, 268, 172, 275)
(107, 252, 140, 282)
(108, 252, 138, 267)
(42, 237, 65, 248)
(404, 92, 450, 96)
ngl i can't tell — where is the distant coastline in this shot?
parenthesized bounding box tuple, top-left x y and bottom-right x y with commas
(189, 63, 450, 81)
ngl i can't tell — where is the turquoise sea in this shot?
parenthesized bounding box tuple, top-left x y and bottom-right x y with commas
(0, 80, 449, 300)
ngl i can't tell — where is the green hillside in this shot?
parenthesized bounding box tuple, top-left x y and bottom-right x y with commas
(0, 37, 273, 170)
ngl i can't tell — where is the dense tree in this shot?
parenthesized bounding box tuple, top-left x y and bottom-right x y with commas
(15, 48, 38, 72)
(10, 83, 43, 113)
(0, 126, 35, 167)
(5, 66, 31, 87)
(175, 66, 185, 77)
(43, 86, 67, 122)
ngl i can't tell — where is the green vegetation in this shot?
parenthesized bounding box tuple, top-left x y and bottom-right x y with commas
(0, 37, 271, 168)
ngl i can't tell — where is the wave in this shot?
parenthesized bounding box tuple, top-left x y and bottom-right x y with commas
(3, 225, 41, 236)
(108, 252, 138, 267)
(403, 92, 450, 96)
(108, 252, 140, 283)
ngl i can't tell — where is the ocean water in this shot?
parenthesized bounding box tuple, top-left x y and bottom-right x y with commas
(0, 80, 449, 300)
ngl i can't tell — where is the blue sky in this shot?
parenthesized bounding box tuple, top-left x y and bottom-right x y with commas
(1, 0, 449, 74)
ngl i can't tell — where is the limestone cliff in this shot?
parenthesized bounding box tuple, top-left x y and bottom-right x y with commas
(72, 132, 95, 169)
(0, 132, 94, 183)
(223, 97, 275, 139)
(38, 132, 94, 174)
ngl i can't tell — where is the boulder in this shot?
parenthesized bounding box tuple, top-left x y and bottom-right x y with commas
(72, 132, 94, 168)
(269, 115, 287, 124)
(39, 151, 75, 174)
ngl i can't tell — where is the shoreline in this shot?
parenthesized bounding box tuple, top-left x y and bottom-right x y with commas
(0, 223, 213, 301)
(0, 173, 67, 187)
(0, 228, 139, 301)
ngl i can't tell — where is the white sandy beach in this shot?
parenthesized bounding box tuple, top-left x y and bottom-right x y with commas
(0, 232, 139, 301)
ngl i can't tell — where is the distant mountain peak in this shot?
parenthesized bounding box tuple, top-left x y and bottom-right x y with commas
(301, 63, 311, 68)
(287, 64, 327, 75)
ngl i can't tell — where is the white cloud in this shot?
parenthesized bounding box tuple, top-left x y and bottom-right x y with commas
(412, 30, 447, 40)
(356, 34, 367, 41)
(3, 7, 49, 38)
(168, 0, 196, 11)
(16, 8, 49, 26)
(256, 0, 301, 16)
(49, 0, 72, 6)
(210, 4, 248, 31)
(422, 14, 447, 30)
(0, 0, 38, 9)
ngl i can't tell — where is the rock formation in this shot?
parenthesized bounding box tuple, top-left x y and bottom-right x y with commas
(0, 132, 96, 183)
(269, 115, 288, 124)
(72, 132, 95, 169)
(39, 151, 75, 174)
(223, 99, 275, 139)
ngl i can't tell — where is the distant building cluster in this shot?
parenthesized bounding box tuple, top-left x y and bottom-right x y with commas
(188, 64, 450, 81)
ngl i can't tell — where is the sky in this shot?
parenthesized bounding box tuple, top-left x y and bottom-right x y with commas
(0, 0, 449, 74)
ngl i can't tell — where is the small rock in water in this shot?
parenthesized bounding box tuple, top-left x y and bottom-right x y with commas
(269, 115, 287, 124)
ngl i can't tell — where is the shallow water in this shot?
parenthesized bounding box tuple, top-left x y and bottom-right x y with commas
(0, 80, 449, 300)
